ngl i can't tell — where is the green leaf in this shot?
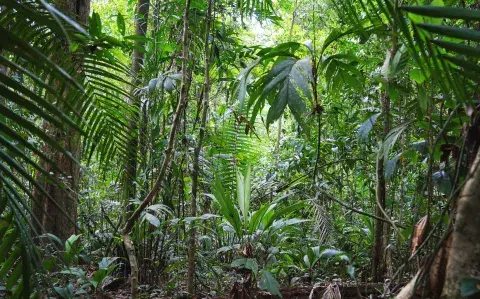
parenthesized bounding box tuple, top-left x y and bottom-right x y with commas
(246, 258, 259, 276)
(0, 245, 21, 279)
(116, 12, 126, 36)
(303, 255, 311, 268)
(65, 234, 81, 255)
(432, 39, 480, 58)
(249, 205, 269, 233)
(236, 166, 251, 228)
(419, 88, 428, 113)
(143, 213, 160, 227)
(259, 270, 281, 297)
(389, 45, 409, 77)
(98, 257, 119, 270)
(442, 55, 480, 74)
(346, 265, 355, 279)
(89, 11, 102, 37)
(208, 178, 243, 237)
(231, 258, 258, 275)
(256, 57, 311, 130)
(385, 153, 401, 180)
(339, 254, 351, 263)
(38, 0, 90, 37)
(417, 23, 480, 42)
(184, 213, 220, 223)
(402, 5, 480, 21)
(460, 278, 480, 296)
(233, 58, 261, 111)
(6, 262, 22, 291)
(266, 85, 289, 126)
(358, 113, 381, 143)
(263, 201, 306, 231)
(432, 171, 452, 195)
(92, 269, 108, 288)
(320, 248, 343, 258)
(69, 42, 79, 52)
(379, 122, 412, 164)
(409, 69, 426, 84)
(55, 284, 74, 298)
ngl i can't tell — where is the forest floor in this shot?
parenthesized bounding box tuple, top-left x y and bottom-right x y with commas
(100, 282, 402, 299)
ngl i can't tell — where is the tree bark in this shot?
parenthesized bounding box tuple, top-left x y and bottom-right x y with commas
(372, 151, 387, 282)
(442, 143, 480, 298)
(186, 0, 212, 294)
(32, 0, 89, 243)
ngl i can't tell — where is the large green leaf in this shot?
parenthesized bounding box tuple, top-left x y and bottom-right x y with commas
(358, 112, 381, 143)
(322, 54, 362, 92)
(236, 166, 251, 228)
(378, 122, 412, 165)
(207, 177, 243, 237)
(258, 270, 281, 297)
(250, 57, 312, 130)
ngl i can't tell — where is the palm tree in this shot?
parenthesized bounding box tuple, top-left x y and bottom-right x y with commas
(0, 0, 136, 294)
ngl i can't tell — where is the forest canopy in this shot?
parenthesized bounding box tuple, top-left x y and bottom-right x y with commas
(1, 0, 480, 298)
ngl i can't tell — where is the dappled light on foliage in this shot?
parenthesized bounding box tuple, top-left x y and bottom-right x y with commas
(1, 0, 480, 298)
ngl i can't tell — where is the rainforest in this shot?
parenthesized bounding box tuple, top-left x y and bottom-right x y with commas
(1, 0, 480, 298)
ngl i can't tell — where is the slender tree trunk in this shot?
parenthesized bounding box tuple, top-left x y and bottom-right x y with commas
(186, 0, 212, 294)
(274, 116, 282, 169)
(122, 0, 150, 212)
(120, 0, 149, 283)
(372, 0, 398, 280)
(122, 0, 191, 297)
(32, 0, 89, 243)
(372, 90, 390, 282)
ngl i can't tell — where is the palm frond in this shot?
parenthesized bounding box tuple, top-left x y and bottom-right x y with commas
(310, 197, 333, 245)
(0, 0, 138, 295)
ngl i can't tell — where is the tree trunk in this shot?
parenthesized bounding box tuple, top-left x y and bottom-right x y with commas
(396, 115, 480, 298)
(122, 0, 191, 297)
(373, 150, 387, 282)
(186, 0, 212, 294)
(442, 138, 480, 298)
(372, 88, 391, 282)
(32, 0, 89, 243)
(122, 0, 150, 212)
(372, 0, 398, 279)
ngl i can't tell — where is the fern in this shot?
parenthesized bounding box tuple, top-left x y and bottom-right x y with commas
(210, 114, 260, 191)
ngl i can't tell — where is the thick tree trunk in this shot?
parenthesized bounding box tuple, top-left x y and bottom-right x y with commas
(396, 150, 480, 299)
(186, 0, 212, 294)
(396, 115, 480, 298)
(442, 143, 480, 298)
(32, 0, 89, 243)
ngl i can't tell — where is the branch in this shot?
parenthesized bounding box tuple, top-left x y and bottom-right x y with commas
(319, 189, 405, 229)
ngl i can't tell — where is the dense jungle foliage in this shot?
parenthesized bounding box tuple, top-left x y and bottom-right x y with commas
(1, 0, 480, 298)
